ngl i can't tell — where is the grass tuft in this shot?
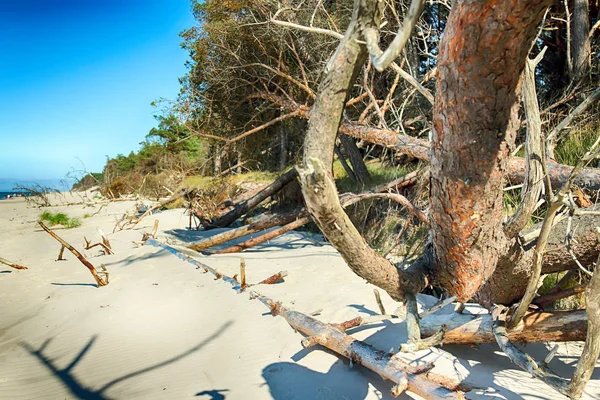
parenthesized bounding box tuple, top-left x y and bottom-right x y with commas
(39, 211, 81, 229)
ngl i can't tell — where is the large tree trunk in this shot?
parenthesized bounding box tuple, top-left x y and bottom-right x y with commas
(430, 0, 551, 301)
(571, 0, 591, 82)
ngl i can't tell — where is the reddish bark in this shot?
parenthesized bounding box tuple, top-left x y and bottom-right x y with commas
(430, 0, 551, 301)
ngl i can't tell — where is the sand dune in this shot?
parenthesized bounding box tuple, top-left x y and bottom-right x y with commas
(1, 193, 599, 399)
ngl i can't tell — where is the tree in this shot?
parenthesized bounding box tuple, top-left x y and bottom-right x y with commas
(295, 0, 600, 397)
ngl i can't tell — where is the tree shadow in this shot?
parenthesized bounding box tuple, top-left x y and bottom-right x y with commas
(51, 282, 98, 288)
(21, 321, 233, 399)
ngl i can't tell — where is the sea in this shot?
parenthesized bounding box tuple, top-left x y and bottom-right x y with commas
(0, 178, 75, 200)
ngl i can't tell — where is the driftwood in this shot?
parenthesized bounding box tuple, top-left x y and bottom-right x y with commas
(207, 168, 298, 228)
(187, 210, 302, 251)
(57, 245, 66, 261)
(0, 256, 28, 270)
(39, 222, 108, 287)
(83, 237, 114, 255)
(141, 220, 160, 242)
(124, 188, 189, 230)
(213, 171, 426, 254)
(97, 228, 111, 250)
(254, 293, 466, 399)
(335, 307, 588, 344)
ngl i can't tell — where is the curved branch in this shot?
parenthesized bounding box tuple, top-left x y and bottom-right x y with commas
(363, 0, 426, 72)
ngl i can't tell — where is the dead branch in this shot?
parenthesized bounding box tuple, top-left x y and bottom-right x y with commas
(504, 49, 545, 238)
(254, 293, 466, 399)
(83, 237, 114, 255)
(492, 306, 570, 396)
(187, 209, 302, 251)
(533, 283, 587, 308)
(0, 256, 28, 270)
(38, 222, 107, 287)
(256, 270, 287, 285)
(57, 245, 66, 261)
(363, 0, 425, 71)
(127, 188, 190, 229)
(97, 227, 111, 250)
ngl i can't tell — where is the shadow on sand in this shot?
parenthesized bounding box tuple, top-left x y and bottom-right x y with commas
(21, 321, 233, 399)
(261, 304, 597, 400)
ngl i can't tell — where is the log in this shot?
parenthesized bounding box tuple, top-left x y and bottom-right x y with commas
(255, 294, 466, 399)
(39, 222, 107, 287)
(187, 209, 304, 251)
(214, 171, 425, 254)
(0, 256, 28, 270)
(208, 168, 298, 228)
(214, 216, 311, 254)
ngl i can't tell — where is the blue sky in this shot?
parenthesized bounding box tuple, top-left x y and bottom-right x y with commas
(0, 0, 195, 182)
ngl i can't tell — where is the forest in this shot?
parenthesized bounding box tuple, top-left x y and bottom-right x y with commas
(70, 0, 600, 397)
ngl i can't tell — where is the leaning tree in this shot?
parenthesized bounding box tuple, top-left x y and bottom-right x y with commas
(294, 0, 600, 397)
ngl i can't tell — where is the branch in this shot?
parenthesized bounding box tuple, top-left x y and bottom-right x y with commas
(363, 0, 426, 71)
(504, 50, 546, 238)
(0, 256, 28, 270)
(38, 222, 107, 287)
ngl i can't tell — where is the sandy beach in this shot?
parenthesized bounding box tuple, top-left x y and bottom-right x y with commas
(1, 193, 599, 399)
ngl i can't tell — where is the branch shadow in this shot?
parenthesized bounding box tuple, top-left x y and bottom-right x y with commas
(0, 270, 12, 274)
(21, 321, 233, 399)
(51, 283, 98, 288)
(196, 389, 229, 399)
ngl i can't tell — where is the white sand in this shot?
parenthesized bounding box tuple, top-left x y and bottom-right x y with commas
(1, 193, 599, 399)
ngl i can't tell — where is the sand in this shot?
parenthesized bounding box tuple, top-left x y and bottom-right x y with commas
(1, 193, 599, 399)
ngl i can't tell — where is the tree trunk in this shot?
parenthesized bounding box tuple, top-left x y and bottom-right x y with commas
(279, 123, 288, 171)
(571, 0, 591, 82)
(339, 134, 370, 184)
(334, 144, 358, 182)
(430, 0, 551, 301)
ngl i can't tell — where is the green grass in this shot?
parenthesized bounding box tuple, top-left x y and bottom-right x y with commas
(554, 127, 599, 167)
(334, 159, 418, 193)
(39, 211, 82, 229)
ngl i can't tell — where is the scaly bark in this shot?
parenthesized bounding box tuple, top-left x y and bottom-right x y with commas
(430, 0, 551, 301)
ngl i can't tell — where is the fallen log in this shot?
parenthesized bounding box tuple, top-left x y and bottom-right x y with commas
(187, 209, 303, 251)
(0, 256, 28, 270)
(214, 172, 426, 254)
(208, 168, 299, 228)
(254, 293, 466, 399)
(38, 222, 108, 287)
(214, 216, 310, 254)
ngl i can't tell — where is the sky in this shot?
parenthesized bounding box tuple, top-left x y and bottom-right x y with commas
(0, 0, 196, 185)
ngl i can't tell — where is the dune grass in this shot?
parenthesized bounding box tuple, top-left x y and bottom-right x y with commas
(39, 211, 81, 229)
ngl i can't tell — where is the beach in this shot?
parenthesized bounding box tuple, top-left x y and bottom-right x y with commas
(1, 193, 599, 399)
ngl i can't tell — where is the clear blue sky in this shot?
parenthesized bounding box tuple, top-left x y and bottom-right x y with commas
(0, 0, 195, 181)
